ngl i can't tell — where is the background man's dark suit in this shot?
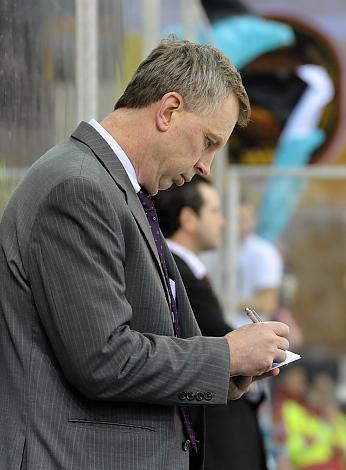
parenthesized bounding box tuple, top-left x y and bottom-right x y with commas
(173, 254, 268, 470)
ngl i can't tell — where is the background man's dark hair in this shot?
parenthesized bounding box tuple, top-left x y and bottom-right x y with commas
(153, 175, 212, 238)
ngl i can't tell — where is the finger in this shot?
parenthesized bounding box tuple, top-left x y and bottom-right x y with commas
(228, 376, 253, 400)
(253, 368, 280, 381)
(274, 349, 287, 364)
(228, 380, 245, 400)
(233, 375, 253, 390)
(267, 321, 290, 337)
(277, 337, 290, 351)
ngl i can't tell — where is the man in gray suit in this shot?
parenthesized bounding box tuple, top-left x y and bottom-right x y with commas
(0, 37, 289, 470)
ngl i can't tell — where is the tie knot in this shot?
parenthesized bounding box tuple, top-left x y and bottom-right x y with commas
(138, 188, 155, 212)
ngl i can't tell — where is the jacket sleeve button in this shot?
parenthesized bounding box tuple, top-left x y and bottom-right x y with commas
(186, 391, 195, 401)
(204, 391, 213, 401)
(178, 392, 187, 400)
(182, 439, 191, 451)
(195, 392, 204, 401)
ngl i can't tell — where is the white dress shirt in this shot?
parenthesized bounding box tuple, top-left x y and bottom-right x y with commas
(166, 240, 207, 281)
(88, 118, 141, 193)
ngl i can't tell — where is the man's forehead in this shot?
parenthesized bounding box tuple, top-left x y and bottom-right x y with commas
(199, 182, 220, 203)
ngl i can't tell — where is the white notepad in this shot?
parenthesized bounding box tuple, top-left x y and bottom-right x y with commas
(271, 350, 301, 370)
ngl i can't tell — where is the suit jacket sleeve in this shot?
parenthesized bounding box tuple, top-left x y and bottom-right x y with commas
(28, 176, 231, 405)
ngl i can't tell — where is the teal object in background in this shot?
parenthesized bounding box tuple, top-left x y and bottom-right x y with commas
(256, 130, 326, 243)
(161, 15, 295, 69)
(211, 15, 295, 68)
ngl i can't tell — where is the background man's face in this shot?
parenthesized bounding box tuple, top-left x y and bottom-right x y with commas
(194, 183, 225, 251)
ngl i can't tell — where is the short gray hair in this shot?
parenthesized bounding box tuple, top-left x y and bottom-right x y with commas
(114, 36, 250, 127)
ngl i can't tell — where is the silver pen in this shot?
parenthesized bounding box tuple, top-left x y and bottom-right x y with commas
(245, 307, 264, 323)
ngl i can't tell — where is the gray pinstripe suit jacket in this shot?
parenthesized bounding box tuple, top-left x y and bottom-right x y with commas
(0, 122, 230, 470)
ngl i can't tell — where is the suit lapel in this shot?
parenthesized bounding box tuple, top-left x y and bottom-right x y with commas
(71, 122, 168, 295)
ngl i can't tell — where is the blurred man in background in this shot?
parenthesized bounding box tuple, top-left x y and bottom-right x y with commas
(235, 198, 283, 327)
(154, 176, 268, 470)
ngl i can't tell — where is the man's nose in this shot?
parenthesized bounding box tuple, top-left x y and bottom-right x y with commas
(194, 162, 209, 177)
(194, 153, 215, 176)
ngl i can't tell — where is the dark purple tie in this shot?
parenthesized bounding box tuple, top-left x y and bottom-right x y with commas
(137, 188, 198, 452)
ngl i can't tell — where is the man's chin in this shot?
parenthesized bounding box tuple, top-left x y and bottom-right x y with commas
(159, 175, 186, 191)
(173, 175, 185, 187)
(158, 181, 173, 192)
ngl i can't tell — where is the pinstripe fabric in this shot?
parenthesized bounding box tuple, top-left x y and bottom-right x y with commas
(137, 188, 197, 452)
(0, 122, 231, 470)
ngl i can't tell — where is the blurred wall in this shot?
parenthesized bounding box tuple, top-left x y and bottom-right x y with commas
(1, 0, 76, 166)
(0, 0, 124, 168)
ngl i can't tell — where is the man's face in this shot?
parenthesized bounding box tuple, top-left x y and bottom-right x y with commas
(149, 92, 239, 195)
(194, 183, 225, 251)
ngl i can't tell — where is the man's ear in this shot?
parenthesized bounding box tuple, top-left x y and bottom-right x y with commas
(156, 92, 184, 132)
(179, 206, 198, 233)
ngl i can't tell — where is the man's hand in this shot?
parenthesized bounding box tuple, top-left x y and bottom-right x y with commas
(225, 322, 289, 377)
(228, 368, 281, 399)
(228, 375, 253, 400)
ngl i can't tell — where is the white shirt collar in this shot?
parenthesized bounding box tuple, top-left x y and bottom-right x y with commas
(89, 118, 141, 193)
(166, 240, 207, 280)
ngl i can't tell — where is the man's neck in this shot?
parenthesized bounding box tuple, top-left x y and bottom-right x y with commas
(100, 109, 151, 175)
(170, 233, 198, 254)
(166, 239, 207, 280)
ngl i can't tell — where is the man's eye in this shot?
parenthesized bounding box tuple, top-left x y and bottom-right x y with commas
(204, 137, 213, 150)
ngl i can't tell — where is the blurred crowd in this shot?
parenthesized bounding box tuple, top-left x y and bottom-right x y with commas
(272, 366, 346, 470)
